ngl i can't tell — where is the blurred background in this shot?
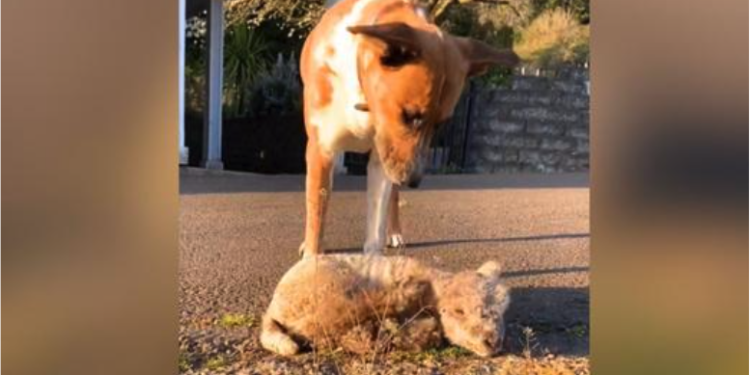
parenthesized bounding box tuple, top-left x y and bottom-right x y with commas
(3, 0, 746, 375)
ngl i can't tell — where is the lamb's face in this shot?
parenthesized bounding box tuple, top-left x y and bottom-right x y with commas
(437, 261, 510, 357)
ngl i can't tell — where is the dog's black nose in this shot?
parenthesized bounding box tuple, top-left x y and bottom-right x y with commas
(406, 173, 422, 188)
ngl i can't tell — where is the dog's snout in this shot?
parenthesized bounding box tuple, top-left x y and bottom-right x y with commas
(483, 338, 495, 350)
(406, 172, 422, 188)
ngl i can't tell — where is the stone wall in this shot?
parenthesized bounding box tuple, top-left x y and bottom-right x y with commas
(463, 68, 590, 173)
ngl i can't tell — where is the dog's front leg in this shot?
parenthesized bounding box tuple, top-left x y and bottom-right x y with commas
(302, 140, 334, 257)
(364, 152, 393, 255)
(386, 185, 406, 248)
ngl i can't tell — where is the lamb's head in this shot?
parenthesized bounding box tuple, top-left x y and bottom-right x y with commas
(437, 261, 510, 357)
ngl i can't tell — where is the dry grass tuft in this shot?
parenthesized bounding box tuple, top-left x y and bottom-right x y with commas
(496, 356, 590, 375)
(217, 313, 257, 329)
(514, 9, 589, 69)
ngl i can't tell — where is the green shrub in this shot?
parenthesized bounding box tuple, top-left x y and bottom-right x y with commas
(514, 8, 589, 69)
(246, 53, 302, 117)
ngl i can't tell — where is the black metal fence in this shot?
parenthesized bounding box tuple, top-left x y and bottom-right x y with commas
(425, 82, 475, 173)
(196, 68, 589, 175)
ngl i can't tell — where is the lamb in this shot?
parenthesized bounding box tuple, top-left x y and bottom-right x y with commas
(260, 255, 510, 357)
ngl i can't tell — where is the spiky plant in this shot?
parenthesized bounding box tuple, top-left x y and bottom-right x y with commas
(224, 23, 272, 117)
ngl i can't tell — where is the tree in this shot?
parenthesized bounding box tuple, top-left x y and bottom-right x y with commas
(225, 0, 325, 37)
(530, 0, 589, 24)
(424, 0, 529, 23)
(224, 0, 530, 34)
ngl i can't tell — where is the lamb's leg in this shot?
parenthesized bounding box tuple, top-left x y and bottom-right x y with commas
(391, 315, 443, 352)
(260, 315, 299, 356)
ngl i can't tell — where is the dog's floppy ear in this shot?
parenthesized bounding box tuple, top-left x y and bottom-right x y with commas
(348, 22, 421, 66)
(453, 37, 520, 77)
(348, 22, 419, 50)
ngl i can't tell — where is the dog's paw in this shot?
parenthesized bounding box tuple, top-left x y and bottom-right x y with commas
(387, 234, 406, 249)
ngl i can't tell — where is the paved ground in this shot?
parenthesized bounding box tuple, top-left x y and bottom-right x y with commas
(179, 168, 590, 373)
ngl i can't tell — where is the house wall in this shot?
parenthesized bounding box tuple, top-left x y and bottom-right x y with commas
(464, 67, 590, 173)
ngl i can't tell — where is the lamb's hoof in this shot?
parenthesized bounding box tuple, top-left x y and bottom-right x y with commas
(298, 242, 306, 258)
(277, 340, 300, 356)
(266, 336, 300, 356)
(387, 234, 406, 249)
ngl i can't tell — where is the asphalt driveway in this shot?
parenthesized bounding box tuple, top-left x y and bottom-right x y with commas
(179, 168, 590, 372)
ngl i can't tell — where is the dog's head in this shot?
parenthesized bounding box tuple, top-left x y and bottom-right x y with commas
(349, 14, 518, 186)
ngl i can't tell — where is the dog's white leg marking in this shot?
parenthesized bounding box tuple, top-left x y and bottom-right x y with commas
(364, 153, 392, 255)
(388, 233, 406, 248)
(386, 186, 406, 249)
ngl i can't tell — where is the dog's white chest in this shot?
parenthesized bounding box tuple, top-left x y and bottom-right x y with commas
(308, 0, 378, 154)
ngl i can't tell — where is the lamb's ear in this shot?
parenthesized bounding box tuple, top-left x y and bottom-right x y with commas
(348, 22, 421, 54)
(496, 285, 511, 311)
(477, 261, 503, 279)
(453, 37, 520, 77)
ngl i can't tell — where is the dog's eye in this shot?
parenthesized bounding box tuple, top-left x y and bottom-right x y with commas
(453, 308, 465, 316)
(381, 45, 419, 67)
(402, 109, 424, 129)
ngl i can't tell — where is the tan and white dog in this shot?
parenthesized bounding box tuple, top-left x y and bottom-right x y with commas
(299, 0, 519, 256)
